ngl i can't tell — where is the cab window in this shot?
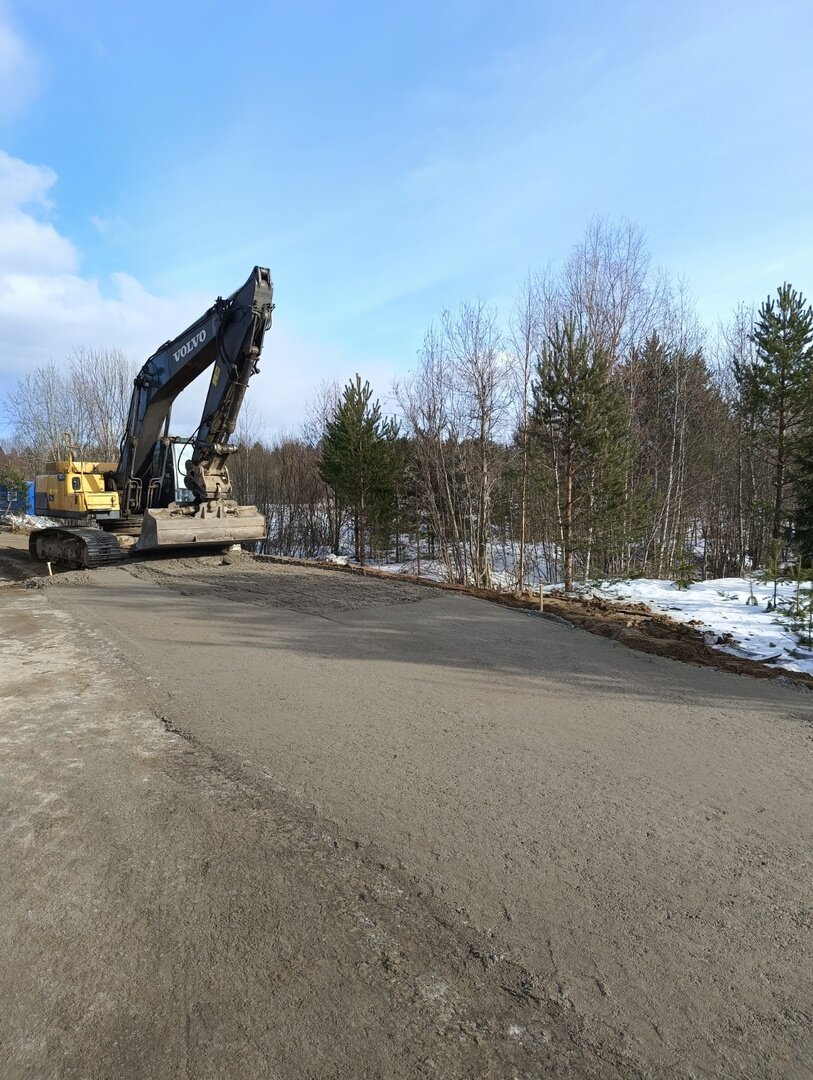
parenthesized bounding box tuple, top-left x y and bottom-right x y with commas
(72, 477, 81, 491)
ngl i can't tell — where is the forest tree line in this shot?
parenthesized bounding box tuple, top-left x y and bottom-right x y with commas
(231, 220, 813, 588)
(4, 219, 813, 589)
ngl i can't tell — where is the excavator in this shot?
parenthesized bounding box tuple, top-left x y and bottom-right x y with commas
(29, 266, 274, 569)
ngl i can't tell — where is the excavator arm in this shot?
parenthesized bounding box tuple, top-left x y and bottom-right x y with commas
(29, 265, 274, 568)
(117, 266, 273, 511)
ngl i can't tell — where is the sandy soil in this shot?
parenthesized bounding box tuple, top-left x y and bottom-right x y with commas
(0, 582, 610, 1080)
(253, 553, 813, 687)
(2, 536, 812, 1078)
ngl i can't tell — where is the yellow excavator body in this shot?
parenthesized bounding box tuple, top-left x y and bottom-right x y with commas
(34, 458, 120, 521)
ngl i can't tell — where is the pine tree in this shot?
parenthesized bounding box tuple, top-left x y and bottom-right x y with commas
(623, 332, 718, 575)
(531, 315, 631, 591)
(793, 433, 813, 565)
(740, 284, 813, 543)
(318, 375, 399, 565)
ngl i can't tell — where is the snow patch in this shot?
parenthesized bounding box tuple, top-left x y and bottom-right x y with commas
(322, 552, 349, 566)
(1, 511, 60, 530)
(579, 577, 813, 676)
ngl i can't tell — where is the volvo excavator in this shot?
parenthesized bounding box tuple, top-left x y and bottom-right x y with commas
(29, 266, 274, 569)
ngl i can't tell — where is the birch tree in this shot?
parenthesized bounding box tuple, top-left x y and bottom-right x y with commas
(4, 348, 136, 471)
(508, 273, 540, 588)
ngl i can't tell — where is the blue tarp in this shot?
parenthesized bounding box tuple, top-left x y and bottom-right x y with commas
(0, 481, 34, 515)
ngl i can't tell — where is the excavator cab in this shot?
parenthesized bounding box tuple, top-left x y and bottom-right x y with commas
(132, 436, 265, 552)
(143, 437, 196, 510)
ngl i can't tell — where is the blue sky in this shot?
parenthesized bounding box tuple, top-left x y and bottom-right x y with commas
(1, 0, 812, 438)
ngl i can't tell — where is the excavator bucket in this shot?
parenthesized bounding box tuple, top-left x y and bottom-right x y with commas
(135, 503, 266, 553)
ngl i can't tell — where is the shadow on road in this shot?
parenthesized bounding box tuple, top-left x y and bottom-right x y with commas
(50, 571, 813, 723)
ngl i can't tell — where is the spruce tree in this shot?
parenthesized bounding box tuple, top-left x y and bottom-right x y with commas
(740, 284, 813, 543)
(318, 375, 399, 564)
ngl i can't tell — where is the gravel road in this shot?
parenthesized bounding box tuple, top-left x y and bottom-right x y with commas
(2, 544, 812, 1078)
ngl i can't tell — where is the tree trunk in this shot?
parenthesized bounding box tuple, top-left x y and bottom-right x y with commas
(773, 401, 786, 541)
(564, 440, 574, 592)
(358, 486, 366, 566)
(518, 437, 528, 589)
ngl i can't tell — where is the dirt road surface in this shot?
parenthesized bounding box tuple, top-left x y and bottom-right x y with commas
(2, 539, 811, 1078)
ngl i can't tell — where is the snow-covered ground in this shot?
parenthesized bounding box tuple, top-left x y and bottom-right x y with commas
(1, 512, 61, 530)
(376, 558, 450, 582)
(576, 577, 813, 675)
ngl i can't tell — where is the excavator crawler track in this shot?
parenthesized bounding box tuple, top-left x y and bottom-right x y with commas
(29, 527, 126, 570)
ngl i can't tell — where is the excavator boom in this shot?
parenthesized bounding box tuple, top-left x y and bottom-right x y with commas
(119, 266, 273, 552)
(29, 266, 273, 567)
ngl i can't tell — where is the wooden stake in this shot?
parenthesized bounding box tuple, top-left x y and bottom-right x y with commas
(539, 582, 544, 612)
(46, 561, 53, 577)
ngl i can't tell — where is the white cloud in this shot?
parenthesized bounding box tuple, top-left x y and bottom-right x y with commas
(0, 149, 363, 442)
(0, 149, 55, 209)
(0, 152, 76, 275)
(0, 150, 211, 423)
(0, 214, 76, 273)
(0, 11, 39, 118)
(90, 213, 124, 237)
